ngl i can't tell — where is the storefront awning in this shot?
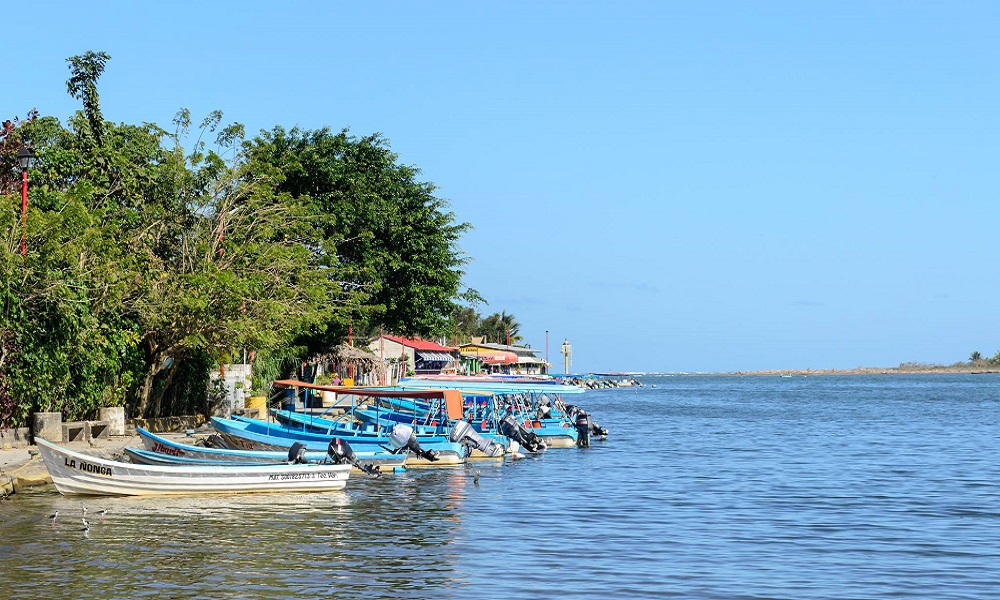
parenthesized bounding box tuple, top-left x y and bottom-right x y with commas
(516, 356, 546, 364)
(479, 352, 518, 364)
(416, 351, 455, 362)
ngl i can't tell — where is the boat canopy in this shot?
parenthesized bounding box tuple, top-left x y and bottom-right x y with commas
(271, 379, 465, 420)
(396, 377, 586, 395)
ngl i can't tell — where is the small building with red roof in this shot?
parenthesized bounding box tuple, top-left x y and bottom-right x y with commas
(367, 334, 458, 376)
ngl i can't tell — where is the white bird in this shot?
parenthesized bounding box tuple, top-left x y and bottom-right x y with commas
(95, 508, 108, 520)
(48, 511, 59, 524)
(82, 505, 88, 516)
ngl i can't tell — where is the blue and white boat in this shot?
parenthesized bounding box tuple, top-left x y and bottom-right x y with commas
(268, 380, 506, 458)
(130, 427, 406, 473)
(396, 378, 584, 448)
(211, 415, 466, 467)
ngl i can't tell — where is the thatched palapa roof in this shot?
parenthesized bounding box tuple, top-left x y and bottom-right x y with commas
(309, 344, 386, 376)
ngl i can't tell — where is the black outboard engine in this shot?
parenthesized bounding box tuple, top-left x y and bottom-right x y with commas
(288, 441, 309, 464)
(537, 396, 552, 420)
(327, 437, 381, 477)
(204, 433, 228, 449)
(388, 424, 439, 462)
(590, 418, 609, 438)
(498, 415, 545, 453)
(449, 420, 504, 458)
(575, 410, 592, 448)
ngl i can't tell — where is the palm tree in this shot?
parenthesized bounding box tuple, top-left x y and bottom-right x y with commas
(970, 351, 983, 363)
(477, 311, 521, 345)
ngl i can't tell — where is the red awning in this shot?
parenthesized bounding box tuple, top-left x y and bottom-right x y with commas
(480, 352, 518, 364)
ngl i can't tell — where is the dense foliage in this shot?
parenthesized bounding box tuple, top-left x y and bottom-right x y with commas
(244, 127, 475, 355)
(446, 308, 523, 346)
(0, 52, 477, 426)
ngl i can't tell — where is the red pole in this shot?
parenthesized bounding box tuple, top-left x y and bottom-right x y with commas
(348, 322, 354, 380)
(20, 169, 28, 257)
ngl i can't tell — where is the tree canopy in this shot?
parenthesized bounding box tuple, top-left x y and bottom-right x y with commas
(244, 126, 475, 351)
(0, 51, 481, 425)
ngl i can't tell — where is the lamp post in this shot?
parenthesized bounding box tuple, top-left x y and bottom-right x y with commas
(16, 146, 36, 257)
(545, 330, 549, 374)
(561, 338, 572, 375)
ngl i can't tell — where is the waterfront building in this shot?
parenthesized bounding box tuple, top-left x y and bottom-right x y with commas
(367, 334, 458, 376)
(457, 341, 549, 375)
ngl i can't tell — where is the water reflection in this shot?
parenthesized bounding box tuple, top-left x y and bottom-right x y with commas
(4, 376, 1000, 598)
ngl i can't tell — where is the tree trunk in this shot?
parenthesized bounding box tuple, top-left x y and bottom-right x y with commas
(149, 361, 179, 418)
(135, 345, 174, 418)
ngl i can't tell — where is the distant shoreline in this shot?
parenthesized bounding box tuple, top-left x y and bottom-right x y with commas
(721, 365, 999, 376)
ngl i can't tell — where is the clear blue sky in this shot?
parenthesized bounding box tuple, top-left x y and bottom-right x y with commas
(7, 1, 999, 373)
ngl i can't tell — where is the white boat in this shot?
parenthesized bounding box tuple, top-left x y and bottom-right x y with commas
(35, 437, 351, 497)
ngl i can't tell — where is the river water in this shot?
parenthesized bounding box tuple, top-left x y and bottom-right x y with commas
(2, 374, 999, 599)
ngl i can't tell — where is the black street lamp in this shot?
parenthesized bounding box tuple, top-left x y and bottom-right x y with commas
(16, 146, 35, 257)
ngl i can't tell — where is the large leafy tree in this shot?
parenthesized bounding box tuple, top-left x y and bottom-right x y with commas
(245, 127, 473, 348)
(1, 53, 347, 422)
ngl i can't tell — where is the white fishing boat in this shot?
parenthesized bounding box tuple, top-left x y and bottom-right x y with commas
(35, 437, 351, 497)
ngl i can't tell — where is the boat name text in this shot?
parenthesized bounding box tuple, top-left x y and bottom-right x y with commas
(64, 457, 113, 477)
(151, 442, 185, 457)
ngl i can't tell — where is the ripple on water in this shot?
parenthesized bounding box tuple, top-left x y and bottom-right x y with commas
(3, 375, 1000, 598)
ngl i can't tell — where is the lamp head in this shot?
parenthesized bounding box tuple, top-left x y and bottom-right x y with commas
(16, 146, 35, 170)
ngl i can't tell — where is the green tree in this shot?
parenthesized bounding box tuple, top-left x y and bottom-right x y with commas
(970, 351, 983, 362)
(2, 52, 350, 421)
(477, 311, 522, 345)
(244, 127, 473, 348)
(448, 305, 481, 345)
(65, 51, 111, 147)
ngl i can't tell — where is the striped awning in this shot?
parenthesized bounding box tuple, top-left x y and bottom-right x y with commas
(416, 351, 455, 362)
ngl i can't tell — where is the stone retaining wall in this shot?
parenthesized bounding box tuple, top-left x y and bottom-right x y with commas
(130, 414, 207, 433)
(0, 427, 31, 449)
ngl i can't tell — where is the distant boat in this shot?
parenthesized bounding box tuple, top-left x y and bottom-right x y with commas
(35, 437, 351, 497)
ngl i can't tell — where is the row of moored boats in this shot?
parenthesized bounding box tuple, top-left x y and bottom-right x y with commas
(36, 375, 608, 496)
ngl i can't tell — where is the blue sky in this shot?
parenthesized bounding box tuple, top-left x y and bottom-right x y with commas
(7, 1, 1000, 372)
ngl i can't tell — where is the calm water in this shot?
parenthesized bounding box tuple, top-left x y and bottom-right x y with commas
(2, 374, 1000, 599)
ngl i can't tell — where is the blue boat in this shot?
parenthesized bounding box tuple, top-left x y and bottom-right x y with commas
(211, 415, 466, 467)
(130, 427, 406, 473)
(273, 408, 505, 459)
(268, 380, 506, 458)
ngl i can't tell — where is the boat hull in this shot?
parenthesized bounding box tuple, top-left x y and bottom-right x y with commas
(135, 428, 406, 473)
(211, 417, 466, 467)
(35, 438, 351, 497)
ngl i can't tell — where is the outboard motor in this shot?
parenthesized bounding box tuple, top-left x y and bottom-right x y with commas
(287, 441, 309, 464)
(327, 437, 381, 477)
(590, 419, 609, 439)
(537, 396, 552, 420)
(449, 420, 504, 458)
(388, 424, 439, 462)
(204, 433, 228, 449)
(575, 410, 592, 448)
(498, 415, 545, 453)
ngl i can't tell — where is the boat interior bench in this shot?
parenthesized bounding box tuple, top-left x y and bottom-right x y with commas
(61, 420, 110, 443)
